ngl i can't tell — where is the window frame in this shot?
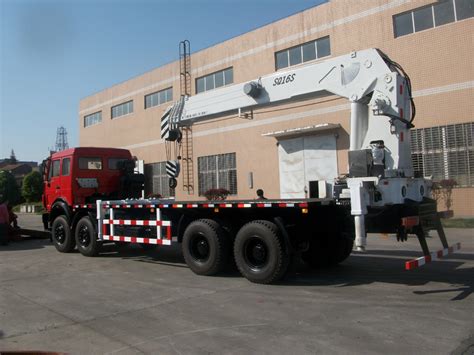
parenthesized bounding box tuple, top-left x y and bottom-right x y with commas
(144, 87, 173, 109)
(50, 160, 61, 179)
(195, 67, 234, 94)
(198, 152, 237, 196)
(108, 158, 128, 170)
(393, 0, 473, 38)
(84, 111, 102, 128)
(274, 36, 331, 71)
(78, 157, 103, 170)
(61, 158, 71, 176)
(111, 100, 134, 119)
(410, 122, 474, 187)
(144, 161, 176, 198)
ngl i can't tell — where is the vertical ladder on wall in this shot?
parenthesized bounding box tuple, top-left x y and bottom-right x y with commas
(179, 40, 194, 194)
(179, 40, 191, 97)
(181, 125, 194, 194)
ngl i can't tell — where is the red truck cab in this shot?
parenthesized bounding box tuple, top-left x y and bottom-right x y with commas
(42, 147, 134, 211)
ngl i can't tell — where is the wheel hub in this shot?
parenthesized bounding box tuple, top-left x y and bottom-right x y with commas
(244, 237, 268, 270)
(55, 225, 65, 244)
(190, 234, 210, 262)
(252, 244, 266, 262)
(78, 225, 90, 247)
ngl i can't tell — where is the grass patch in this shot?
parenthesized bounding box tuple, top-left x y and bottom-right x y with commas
(441, 218, 474, 228)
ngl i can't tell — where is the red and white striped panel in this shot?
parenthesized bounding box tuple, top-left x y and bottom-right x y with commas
(102, 235, 172, 245)
(73, 204, 95, 210)
(102, 205, 172, 246)
(103, 219, 171, 227)
(405, 242, 461, 270)
(103, 202, 310, 209)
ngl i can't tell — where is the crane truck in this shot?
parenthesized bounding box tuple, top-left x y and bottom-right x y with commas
(42, 48, 460, 284)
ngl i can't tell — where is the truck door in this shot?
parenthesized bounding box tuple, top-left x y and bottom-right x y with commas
(44, 159, 61, 209)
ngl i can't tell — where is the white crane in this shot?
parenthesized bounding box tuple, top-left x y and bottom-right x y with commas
(161, 48, 428, 251)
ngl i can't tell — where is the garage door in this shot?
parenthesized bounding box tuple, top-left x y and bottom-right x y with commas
(278, 134, 338, 199)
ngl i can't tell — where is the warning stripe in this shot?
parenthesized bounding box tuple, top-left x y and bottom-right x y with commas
(103, 219, 171, 227)
(103, 235, 172, 246)
(73, 204, 95, 209)
(160, 106, 172, 139)
(166, 160, 179, 178)
(103, 202, 310, 209)
(405, 242, 461, 270)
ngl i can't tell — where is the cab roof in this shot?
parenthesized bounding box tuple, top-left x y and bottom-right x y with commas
(50, 147, 132, 159)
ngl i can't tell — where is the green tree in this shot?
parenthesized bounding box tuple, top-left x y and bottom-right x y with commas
(0, 170, 21, 205)
(22, 171, 44, 202)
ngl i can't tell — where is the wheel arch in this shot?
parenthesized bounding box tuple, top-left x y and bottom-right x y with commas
(50, 199, 72, 225)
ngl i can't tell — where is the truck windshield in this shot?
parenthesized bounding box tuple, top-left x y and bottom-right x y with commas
(79, 157, 102, 170)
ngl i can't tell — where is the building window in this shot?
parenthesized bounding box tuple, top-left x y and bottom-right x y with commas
(144, 162, 175, 198)
(198, 153, 237, 196)
(145, 87, 173, 109)
(394, 0, 473, 38)
(111, 100, 133, 119)
(275, 36, 331, 70)
(411, 122, 474, 187)
(196, 68, 233, 94)
(84, 111, 102, 127)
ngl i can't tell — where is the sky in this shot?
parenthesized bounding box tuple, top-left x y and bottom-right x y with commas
(0, 0, 326, 163)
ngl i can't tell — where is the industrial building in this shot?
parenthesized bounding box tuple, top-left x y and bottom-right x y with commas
(79, 0, 474, 216)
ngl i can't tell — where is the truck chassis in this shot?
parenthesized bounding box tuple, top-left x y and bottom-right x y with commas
(45, 196, 459, 284)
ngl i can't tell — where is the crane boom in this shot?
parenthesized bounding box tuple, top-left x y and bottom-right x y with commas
(161, 48, 426, 251)
(179, 49, 402, 121)
(162, 48, 414, 174)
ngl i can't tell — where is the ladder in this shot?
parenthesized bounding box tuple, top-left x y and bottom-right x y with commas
(179, 40, 194, 194)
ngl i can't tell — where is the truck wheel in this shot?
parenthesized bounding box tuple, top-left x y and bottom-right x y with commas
(302, 234, 353, 268)
(332, 236, 353, 264)
(234, 220, 289, 284)
(182, 219, 229, 276)
(51, 216, 75, 253)
(75, 216, 101, 257)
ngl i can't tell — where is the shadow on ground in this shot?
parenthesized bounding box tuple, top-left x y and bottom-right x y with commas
(0, 237, 50, 252)
(98, 243, 473, 301)
(2, 238, 472, 301)
(282, 254, 473, 301)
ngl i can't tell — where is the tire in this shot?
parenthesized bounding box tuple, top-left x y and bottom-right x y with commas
(182, 219, 229, 276)
(332, 236, 354, 264)
(233, 220, 289, 284)
(302, 233, 353, 268)
(51, 216, 75, 253)
(75, 216, 101, 257)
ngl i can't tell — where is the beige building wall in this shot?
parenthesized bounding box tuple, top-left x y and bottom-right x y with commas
(79, 0, 474, 216)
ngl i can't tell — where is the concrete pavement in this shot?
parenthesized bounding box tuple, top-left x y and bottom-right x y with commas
(0, 213, 472, 354)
